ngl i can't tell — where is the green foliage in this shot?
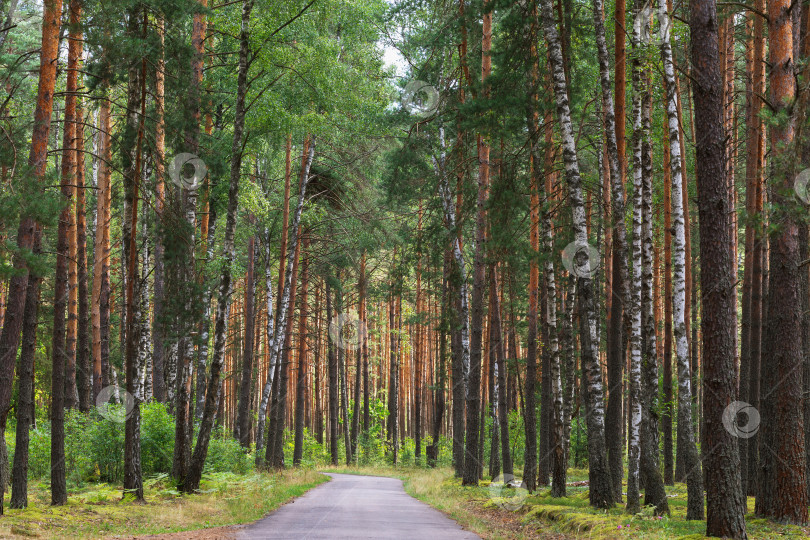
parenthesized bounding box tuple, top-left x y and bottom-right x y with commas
(205, 427, 251, 475)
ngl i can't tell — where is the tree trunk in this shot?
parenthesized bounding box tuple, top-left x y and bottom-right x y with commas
(436, 124, 470, 478)
(490, 270, 513, 478)
(327, 278, 339, 465)
(626, 17, 644, 507)
(640, 62, 667, 514)
(151, 15, 167, 404)
(121, 5, 147, 502)
(755, 0, 808, 522)
(293, 239, 310, 466)
(591, 0, 629, 502)
(76, 96, 90, 412)
(93, 93, 111, 404)
(524, 1, 541, 491)
(387, 277, 399, 464)
(10, 256, 41, 508)
(428, 253, 449, 467)
(690, 0, 747, 533)
(540, 181, 564, 496)
(257, 138, 313, 467)
(361, 252, 370, 433)
(236, 234, 256, 447)
(267, 143, 312, 468)
(539, 0, 613, 507)
(340, 282, 353, 466)
(268, 232, 302, 468)
(662, 104, 674, 486)
(183, 0, 252, 493)
(462, 0, 492, 486)
(52, 0, 84, 502)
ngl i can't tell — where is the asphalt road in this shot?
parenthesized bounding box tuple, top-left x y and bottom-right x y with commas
(238, 472, 481, 539)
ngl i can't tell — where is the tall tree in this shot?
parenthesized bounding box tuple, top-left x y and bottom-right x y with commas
(184, 0, 253, 493)
(592, 0, 629, 500)
(10, 257, 42, 508)
(539, 0, 614, 507)
(690, 0, 747, 533)
(523, 0, 541, 492)
(52, 0, 85, 503)
(236, 233, 257, 447)
(0, 0, 62, 514)
(462, 0, 491, 487)
(76, 99, 91, 412)
(755, 0, 808, 521)
(121, 3, 147, 503)
(658, 0, 703, 517)
(293, 239, 310, 466)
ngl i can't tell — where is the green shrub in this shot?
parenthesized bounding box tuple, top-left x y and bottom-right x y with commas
(27, 427, 51, 479)
(205, 427, 250, 474)
(140, 402, 175, 476)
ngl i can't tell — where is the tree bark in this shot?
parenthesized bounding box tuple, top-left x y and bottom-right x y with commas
(662, 106, 674, 486)
(183, 0, 252, 493)
(462, 0, 492, 486)
(690, 0, 747, 533)
(524, 1, 541, 491)
(327, 278, 339, 465)
(755, 0, 808, 522)
(640, 60, 667, 514)
(10, 252, 41, 508)
(257, 138, 313, 467)
(52, 0, 84, 503)
(591, 0, 629, 502)
(92, 93, 111, 404)
(76, 97, 91, 412)
(539, 0, 613, 507)
(293, 240, 309, 466)
(236, 234, 256, 447)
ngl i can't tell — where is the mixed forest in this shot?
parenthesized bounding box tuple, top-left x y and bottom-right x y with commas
(0, 0, 808, 537)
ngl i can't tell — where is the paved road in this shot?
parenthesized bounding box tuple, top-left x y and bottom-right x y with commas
(238, 472, 480, 539)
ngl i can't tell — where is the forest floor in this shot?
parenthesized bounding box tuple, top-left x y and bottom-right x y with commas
(0, 469, 326, 539)
(3, 465, 809, 539)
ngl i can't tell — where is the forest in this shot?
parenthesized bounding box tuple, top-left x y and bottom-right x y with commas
(0, 0, 808, 538)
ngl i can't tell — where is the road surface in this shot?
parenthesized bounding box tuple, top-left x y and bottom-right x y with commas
(238, 472, 480, 539)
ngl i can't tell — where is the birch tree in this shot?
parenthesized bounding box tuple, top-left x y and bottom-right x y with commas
(539, 0, 614, 508)
(657, 0, 703, 518)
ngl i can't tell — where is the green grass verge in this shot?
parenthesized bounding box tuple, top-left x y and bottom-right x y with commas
(322, 465, 810, 539)
(0, 469, 327, 539)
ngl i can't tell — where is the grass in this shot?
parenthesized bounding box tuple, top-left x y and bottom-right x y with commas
(0, 468, 328, 539)
(322, 465, 810, 539)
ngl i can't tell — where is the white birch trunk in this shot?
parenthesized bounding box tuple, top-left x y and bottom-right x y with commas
(543, 197, 565, 497)
(658, 0, 703, 518)
(539, 0, 614, 507)
(435, 127, 470, 387)
(626, 7, 644, 513)
(255, 141, 315, 463)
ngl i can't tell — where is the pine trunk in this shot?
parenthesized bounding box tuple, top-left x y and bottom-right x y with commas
(690, 0, 747, 533)
(756, 0, 808, 522)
